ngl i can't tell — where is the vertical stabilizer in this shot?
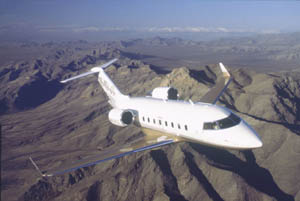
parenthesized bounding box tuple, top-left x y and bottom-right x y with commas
(60, 58, 127, 107)
(97, 68, 128, 107)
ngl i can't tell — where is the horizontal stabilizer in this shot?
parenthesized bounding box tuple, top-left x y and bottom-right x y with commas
(60, 71, 97, 83)
(60, 58, 118, 83)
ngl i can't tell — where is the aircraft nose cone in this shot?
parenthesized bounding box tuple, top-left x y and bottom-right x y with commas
(251, 136, 263, 148)
(242, 121, 263, 149)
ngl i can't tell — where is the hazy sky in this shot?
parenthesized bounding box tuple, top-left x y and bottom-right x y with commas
(1, 0, 300, 41)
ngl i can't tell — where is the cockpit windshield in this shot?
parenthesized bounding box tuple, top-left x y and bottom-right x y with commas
(203, 113, 241, 130)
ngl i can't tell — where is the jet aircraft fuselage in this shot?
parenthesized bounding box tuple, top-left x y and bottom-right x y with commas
(115, 96, 262, 149)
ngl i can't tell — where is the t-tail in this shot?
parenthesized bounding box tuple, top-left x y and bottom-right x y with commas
(60, 58, 127, 107)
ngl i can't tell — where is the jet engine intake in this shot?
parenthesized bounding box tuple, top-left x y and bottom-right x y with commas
(108, 108, 137, 127)
(151, 87, 178, 100)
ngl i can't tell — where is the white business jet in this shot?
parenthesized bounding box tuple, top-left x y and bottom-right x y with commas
(30, 58, 262, 177)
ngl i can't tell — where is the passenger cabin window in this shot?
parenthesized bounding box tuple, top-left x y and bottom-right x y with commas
(203, 113, 241, 130)
(142, 117, 145, 121)
(159, 120, 162, 125)
(178, 124, 181, 129)
(147, 117, 150, 123)
(185, 125, 188, 131)
(153, 119, 156, 124)
(165, 121, 168, 126)
(171, 122, 174, 128)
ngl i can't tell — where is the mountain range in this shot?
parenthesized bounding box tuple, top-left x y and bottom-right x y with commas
(1, 35, 300, 201)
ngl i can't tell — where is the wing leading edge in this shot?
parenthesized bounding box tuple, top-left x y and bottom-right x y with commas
(199, 63, 232, 104)
(30, 135, 176, 177)
(60, 58, 118, 83)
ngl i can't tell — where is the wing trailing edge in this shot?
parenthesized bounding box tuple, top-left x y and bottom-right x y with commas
(29, 137, 176, 177)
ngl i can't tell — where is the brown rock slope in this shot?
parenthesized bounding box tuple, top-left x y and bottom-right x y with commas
(1, 47, 300, 201)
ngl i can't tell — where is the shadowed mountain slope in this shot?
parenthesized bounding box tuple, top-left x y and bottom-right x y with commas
(1, 42, 300, 201)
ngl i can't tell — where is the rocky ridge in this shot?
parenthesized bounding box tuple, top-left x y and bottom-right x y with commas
(1, 43, 300, 201)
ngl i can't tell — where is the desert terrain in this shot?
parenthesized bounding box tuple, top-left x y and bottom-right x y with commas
(1, 35, 300, 201)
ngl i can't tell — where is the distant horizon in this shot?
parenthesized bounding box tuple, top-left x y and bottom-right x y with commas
(1, 0, 300, 42)
(1, 30, 300, 44)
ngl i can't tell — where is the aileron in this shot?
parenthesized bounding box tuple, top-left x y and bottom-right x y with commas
(31, 135, 175, 177)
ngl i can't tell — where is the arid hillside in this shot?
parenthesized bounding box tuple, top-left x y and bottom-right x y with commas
(1, 41, 300, 201)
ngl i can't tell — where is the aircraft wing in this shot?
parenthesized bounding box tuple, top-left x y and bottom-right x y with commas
(30, 134, 176, 177)
(199, 63, 232, 104)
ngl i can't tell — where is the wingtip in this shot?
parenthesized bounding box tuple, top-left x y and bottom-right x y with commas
(219, 62, 226, 72)
(219, 62, 230, 78)
(29, 157, 45, 177)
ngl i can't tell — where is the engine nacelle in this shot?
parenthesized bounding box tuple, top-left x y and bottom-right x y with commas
(108, 108, 136, 127)
(151, 87, 178, 100)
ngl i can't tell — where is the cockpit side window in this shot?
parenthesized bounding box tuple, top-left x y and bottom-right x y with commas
(229, 113, 241, 124)
(203, 113, 241, 130)
(218, 117, 235, 129)
(203, 122, 219, 130)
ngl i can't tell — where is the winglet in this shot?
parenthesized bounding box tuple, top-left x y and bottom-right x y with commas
(198, 62, 232, 104)
(219, 62, 230, 78)
(29, 157, 46, 177)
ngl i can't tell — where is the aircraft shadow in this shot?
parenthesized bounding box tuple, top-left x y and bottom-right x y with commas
(190, 143, 295, 201)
